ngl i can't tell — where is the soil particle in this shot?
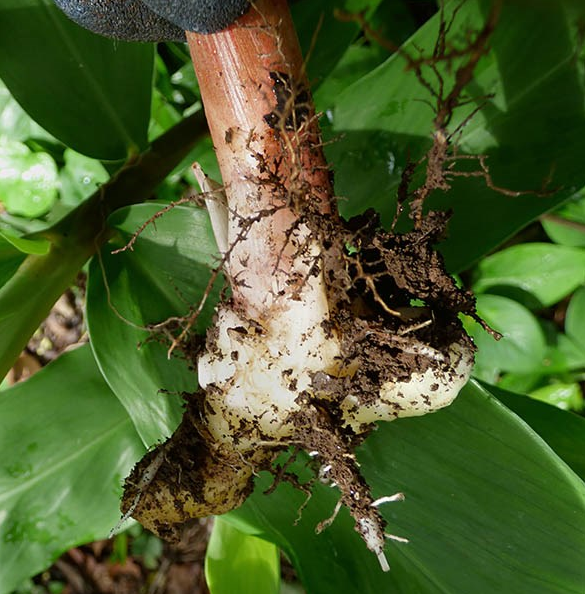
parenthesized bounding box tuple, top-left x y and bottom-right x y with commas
(264, 71, 311, 130)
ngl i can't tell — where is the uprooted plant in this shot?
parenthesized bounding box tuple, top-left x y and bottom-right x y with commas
(115, 0, 511, 571)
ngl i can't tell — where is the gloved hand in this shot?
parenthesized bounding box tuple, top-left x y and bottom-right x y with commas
(54, 0, 251, 42)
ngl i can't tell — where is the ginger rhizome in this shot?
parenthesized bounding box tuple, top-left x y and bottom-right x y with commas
(122, 0, 477, 571)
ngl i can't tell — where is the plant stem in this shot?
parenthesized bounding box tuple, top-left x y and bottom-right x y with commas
(0, 240, 93, 381)
(186, 0, 334, 316)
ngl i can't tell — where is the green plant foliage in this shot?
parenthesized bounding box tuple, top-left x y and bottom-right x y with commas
(0, 0, 153, 160)
(0, 345, 144, 594)
(1, 0, 585, 591)
(86, 203, 220, 447)
(0, 79, 52, 143)
(0, 139, 58, 218)
(566, 285, 585, 351)
(129, 525, 163, 570)
(328, 0, 585, 272)
(0, 231, 50, 256)
(542, 192, 585, 248)
(205, 517, 280, 594)
(472, 243, 585, 308)
(59, 149, 109, 207)
(0, 235, 25, 287)
(228, 381, 585, 594)
(291, 0, 384, 86)
(529, 382, 583, 412)
(468, 294, 547, 376)
(490, 384, 585, 482)
(0, 109, 207, 382)
(0, 240, 94, 381)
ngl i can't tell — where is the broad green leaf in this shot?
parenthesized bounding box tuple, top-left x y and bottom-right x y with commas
(205, 517, 280, 594)
(229, 381, 585, 593)
(499, 327, 585, 384)
(537, 319, 585, 375)
(566, 285, 585, 350)
(489, 384, 585, 483)
(542, 191, 585, 248)
(555, 333, 585, 371)
(0, 231, 50, 256)
(314, 43, 390, 113)
(0, 345, 144, 594)
(0, 235, 25, 287)
(0, 79, 52, 143)
(0, 139, 58, 218)
(529, 382, 583, 412)
(497, 372, 542, 395)
(0, 0, 153, 159)
(330, 0, 585, 272)
(59, 149, 109, 207)
(313, 0, 420, 112)
(0, 114, 208, 381)
(149, 88, 183, 141)
(86, 203, 220, 447)
(543, 216, 585, 248)
(292, 0, 384, 87)
(472, 243, 585, 308)
(468, 294, 547, 374)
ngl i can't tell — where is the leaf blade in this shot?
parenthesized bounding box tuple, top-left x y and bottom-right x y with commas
(228, 381, 585, 593)
(0, 345, 144, 594)
(205, 517, 280, 594)
(86, 203, 220, 447)
(0, 0, 153, 159)
(329, 0, 585, 272)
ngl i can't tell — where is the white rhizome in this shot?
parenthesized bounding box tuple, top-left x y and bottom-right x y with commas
(121, 0, 476, 572)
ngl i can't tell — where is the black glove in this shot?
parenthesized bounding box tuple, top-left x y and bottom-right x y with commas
(54, 0, 251, 42)
(141, 0, 250, 34)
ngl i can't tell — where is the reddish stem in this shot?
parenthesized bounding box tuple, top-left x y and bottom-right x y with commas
(187, 0, 333, 316)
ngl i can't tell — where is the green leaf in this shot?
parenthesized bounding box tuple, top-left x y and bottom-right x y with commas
(0, 235, 25, 287)
(229, 381, 585, 593)
(0, 139, 58, 218)
(0, 78, 52, 143)
(330, 0, 585, 272)
(314, 43, 390, 113)
(542, 191, 585, 248)
(555, 333, 585, 371)
(472, 243, 585, 308)
(497, 372, 542, 395)
(59, 149, 109, 207)
(0, 0, 153, 160)
(292, 0, 384, 87)
(86, 203, 220, 447)
(0, 345, 144, 594)
(206, 517, 280, 594)
(149, 88, 183, 141)
(488, 383, 585, 483)
(543, 216, 585, 248)
(0, 231, 50, 255)
(529, 382, 583, 412)
(566, 284, 585, 350)
(0, 114, 208, 381)
(535, 317, 585, 374)
(468, 294, 547, 374)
